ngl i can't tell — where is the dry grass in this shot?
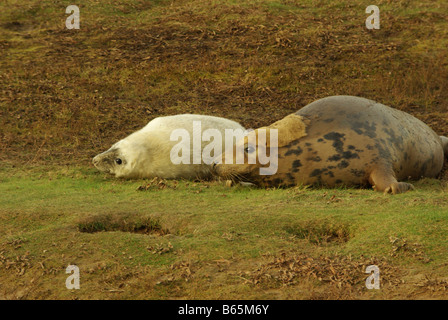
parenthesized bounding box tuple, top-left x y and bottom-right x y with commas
(284, 219, 352, 244)
(77, 213, 169, 235)
(1, 0, 448, 165)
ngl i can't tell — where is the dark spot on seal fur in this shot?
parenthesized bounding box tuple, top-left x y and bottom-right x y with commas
(347, 145, 364, 153)
(375, 141, 392, 159)
(328, 154, 342, 161)
(343, 151, 360, 159)
(307, 155, 322, 162)
(291, 160, 302, 172)
(337, 160, 349, 169)
(292, 159, 302, 168)
(421, 158, 432, 175)
(350, 121, 377, 138)
(414, 161, 421, 169)
(383, 128, 404, 151)
(323, 132, 345, 153)
(285, 146, 303, 156)
(289, 139, 300, 146)
(328, 151, 359, 162)
(404, 152, 409, 161)
(350, 169, 366, 177)
(309, 167, 333, 179)
(317, 138, 324, 142)
(310, 168, 325, 177)
(287, 173, 295, 182)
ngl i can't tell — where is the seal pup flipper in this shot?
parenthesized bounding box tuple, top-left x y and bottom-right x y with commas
(369, 164, 415, 195)
(440, 136, 448, 156)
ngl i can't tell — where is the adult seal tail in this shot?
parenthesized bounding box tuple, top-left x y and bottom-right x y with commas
(213, 96, 447, 194)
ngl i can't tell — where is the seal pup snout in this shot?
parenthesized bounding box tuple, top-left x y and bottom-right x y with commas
(92, 155, 100, 168)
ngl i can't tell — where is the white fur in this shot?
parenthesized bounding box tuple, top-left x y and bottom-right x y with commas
(93, 114, 245, 179)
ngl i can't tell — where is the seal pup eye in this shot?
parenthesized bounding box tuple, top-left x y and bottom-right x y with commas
(115, 158, 122, 165)
(244, 146, 255, 154)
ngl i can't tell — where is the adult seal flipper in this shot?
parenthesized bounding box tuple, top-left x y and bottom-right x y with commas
(374, 135, 447, 194)
(368, 163, 416, 195)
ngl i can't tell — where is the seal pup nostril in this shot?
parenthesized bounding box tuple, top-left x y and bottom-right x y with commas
(92, 156, 100, 167)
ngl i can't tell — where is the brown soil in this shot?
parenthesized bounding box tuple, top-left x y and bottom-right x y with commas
(1, 2, 448, 166)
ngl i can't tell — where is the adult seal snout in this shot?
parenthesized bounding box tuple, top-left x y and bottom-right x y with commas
(213, 96, 447, 194)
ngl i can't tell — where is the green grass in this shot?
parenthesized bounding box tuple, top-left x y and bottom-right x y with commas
(1, 0, 448, 165)
(1, 0, 448, 299)
(1, 166, 448, 299)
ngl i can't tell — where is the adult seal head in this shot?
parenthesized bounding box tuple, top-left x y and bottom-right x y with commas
(212, 96, 447, 194)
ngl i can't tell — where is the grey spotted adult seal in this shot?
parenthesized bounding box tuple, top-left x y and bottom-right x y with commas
(212, 96, 448, 194)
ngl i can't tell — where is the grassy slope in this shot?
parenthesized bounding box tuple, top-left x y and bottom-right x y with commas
(1, 166, 448, 299)
(1, 0, 448, 299)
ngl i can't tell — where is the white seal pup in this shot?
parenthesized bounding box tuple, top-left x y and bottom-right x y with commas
(93, 114, 245, 179)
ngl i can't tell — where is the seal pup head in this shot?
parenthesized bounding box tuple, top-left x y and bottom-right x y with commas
(92, 138, 148, 178)
(212, 114, 308, 186)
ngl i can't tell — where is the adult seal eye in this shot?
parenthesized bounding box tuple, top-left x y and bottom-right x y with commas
(244, 146, 255, 154)
(115, 158, 122, 165)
